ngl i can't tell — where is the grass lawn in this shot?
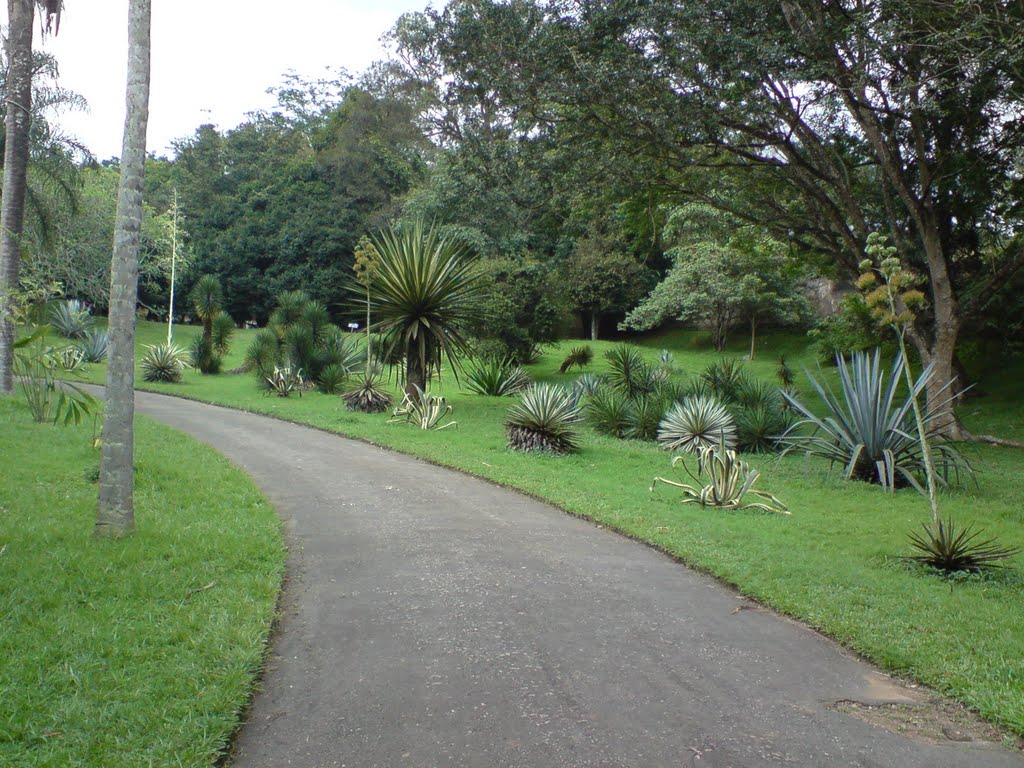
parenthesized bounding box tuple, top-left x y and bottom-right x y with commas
(69, 320, 1024, 738)
(0, 396, 285, 767)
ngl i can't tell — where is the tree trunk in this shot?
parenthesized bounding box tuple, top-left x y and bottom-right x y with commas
(0, 0, 34, 395)
(404, 337, 426, 398)
(97, 0, 151, 538)
(590, 312, 599, 340)
(749, 315, 758, 360)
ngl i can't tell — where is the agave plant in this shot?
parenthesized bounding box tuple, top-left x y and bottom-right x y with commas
(77, 329, 108, 363)
(905, 518, 1021, 573)
(780, 349, 972, 491)
(342, 374, 393, 413)
(371, 220, 487, 397)
(141, 342, 189, 383)
(559, 345, 593, 374)
(658, 396, 737, 453)
(49, 299, 94, 339)
(506, 383, 581, 454)
(389, 385, 457, 430)
(265, 366, 303, 397)
(50, 345, 85, 372)
(464, 357, 531, 396)
(652, 445, 789, 514)
(570, 372, 604, 405)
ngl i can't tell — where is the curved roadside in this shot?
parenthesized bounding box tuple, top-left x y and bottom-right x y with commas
(105, 387, 1022, 767)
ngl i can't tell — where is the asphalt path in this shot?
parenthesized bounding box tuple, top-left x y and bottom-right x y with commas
(122, 389, 1022, 768)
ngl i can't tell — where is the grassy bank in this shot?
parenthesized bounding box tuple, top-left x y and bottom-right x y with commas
(70, 320, 1024, 737)
(0, 396, 285, 767)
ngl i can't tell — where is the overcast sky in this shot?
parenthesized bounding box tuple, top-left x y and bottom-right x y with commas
(38, 0, 429, 160)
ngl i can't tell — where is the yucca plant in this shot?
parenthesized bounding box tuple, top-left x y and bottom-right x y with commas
(49, 299, 94, 339)
(585, 387, 631, 438)
(701, 359, 748, 403)
(284, 323, 318, 377)
(190, 334, 222, 375)
(779, 349, 972, 491)
(389, 385, 457, 430)
(316, 363, 350, 394)
(319, 328, 365, 373)
(141, 342, 189, 383)
(605, 344, 653, 397)
(189, 274, 225, 374)
(245, 328, 280, 377)
(652, 445, 789, 514)
(734, 378, 782, 410)
(658, 396, 737, 453)
(559, 345, 593, 374)
(735, 405, 792, 454)
(269, 290, 311, 330)
(265, 366, 303, 397)
(50, 345, 85, 372)
(211, 313, 235, 357)
(570, 372, 604, 407)
(519, 344, 544, 365)
(506, 383, 581, 454)
(371, 220, 487, 397)
(301, 301, 332, 347)
(342, 374, 393, 413)
(77, 329, 108, 363)
(905, 518, 1021, 573)
(625, 394, 667, 441)
(464, 357, 531, 396)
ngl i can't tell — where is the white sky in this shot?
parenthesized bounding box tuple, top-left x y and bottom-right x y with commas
(37, 0, 429, 160)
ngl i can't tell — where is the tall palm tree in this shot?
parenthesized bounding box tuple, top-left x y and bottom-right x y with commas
(0, 0, 61, 394)
(96, 0, 151, 537)
(370, 220, 485, 397)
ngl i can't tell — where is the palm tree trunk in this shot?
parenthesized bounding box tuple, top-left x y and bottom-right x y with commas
(0, 0, 35, 395)
(97, 0, 151, 537)
(405, 337, 425, 398)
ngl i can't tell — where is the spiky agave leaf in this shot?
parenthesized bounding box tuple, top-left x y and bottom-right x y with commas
(652, 445, 789, 514)
(141, 342, 188, 383)
(625, 394, 666, 441)
(76, 329, 108, 363)
(49, 299, 94, 339)
(342, 374, 393, 413)
(658, 395, 736, 453)
(389, 385, 457, 430)
(464, 357, 531, 396)
(559, 345, 593, 374)
(585, 387, 631, 438)
(506, 383, 581, 454)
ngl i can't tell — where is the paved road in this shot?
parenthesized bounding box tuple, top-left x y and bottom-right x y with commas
(126, 390, 1021, 768)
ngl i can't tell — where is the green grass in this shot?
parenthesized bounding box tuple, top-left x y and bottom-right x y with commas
(0, 396, 285, 767)
(69, 321, 1024, 737)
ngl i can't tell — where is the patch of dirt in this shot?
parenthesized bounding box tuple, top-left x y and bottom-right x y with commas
(831, 697, 1021, 748)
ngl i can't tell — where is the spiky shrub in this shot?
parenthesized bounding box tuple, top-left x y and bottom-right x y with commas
(652, 445, 789, 514)
(734, 378, 782, 410)
(585, 387, 631, 438)
(682, 376, 714, 401)
(265, 366, 303, 397)
(342, 374, 393, 413)
(701, 358, 748, 403)
(389, 385, 457, 430)
(735, 405, 792, 454)
(464, 357, 531, 396)
(300, 301, 332, 346)
(211, 313, 236, 357)
(245, 328, 280, 379)
(780, 349, 972, 491)
(77, 329, 108, 363)
(519, 344, 544, 365)
(777, 355, 796, 391)
(319, 328, 364, 373)
(559, 345, 593, 374)
(190, 334, 222, 375)
(905, 518, 1020, 574)
(653, 379, 688, 408)
(658, 396, 737, 454)
(317, 363, 350, 394)
(605, 344, 653, 397)
(49, 299, 94, 339)
(268, 290, 311, 330)
(283, 323, 318, 378)
(625, 394, 666, 441)
(141, 342, 188, 383)
(50, 345, 85, 372)
(506, 384, 581, 454)
(570, 372, 604, 407)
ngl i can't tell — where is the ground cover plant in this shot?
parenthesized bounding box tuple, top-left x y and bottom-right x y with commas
(0, 396, 284, 767)
(70, 320, 1024, 737)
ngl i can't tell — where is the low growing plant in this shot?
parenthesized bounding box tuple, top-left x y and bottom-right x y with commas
(657, 395, 736, 454)
(342, 374, 393, 413)
(905, 518, 1021, 574)
(316, 363, 350, 395)
(265, 366, 303, 397)
(13, 328, 96, 425)
(464, 357, 531, 396)
(141, 342, 189, 383)
(559, 345, 593, 374)
(506, 383, 581, 454)
(652, 445, 789, 514)
(77, 329, 109, 363)
(389, 386, 457, 430)
(625, 394, 666, 441)
(585, 387, 631, 438)
(49, 299, 94, 339)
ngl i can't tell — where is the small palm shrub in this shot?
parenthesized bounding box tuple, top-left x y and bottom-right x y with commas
(190, 334, 222, 374)
(269, 290, 311, 329)
(780, 349, 973, 491)
(389, 386, 456, 430)
(317, 363, 350, 394)
(265, 366, 303, 397)
(211, 313, 235, 357)
(284, 323, 318, 376)
(245, 328, 280, 378)
(465, 357, 531, 396)
(49, 299, 94, 339)
(658, 396, 737, 453)
(735, 405, 792, 454)
(519, 344, 544, 365)
(559, 345, 593, 374)
(301, 301, 332, 346)
(506, 384, 581, 454)
(652, 445, 789, 514)
(701, 359, 748, 403)
(585, 387, 631, 438)
(605, 344, 653, 397)
(342, 374, 393, 413)
(625, 394, 666, 441)
(319, 328, 364, 373)
(77, 329, 108, 363)
(141, 342, 188, 383)
(905, 518, 1021, 573)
